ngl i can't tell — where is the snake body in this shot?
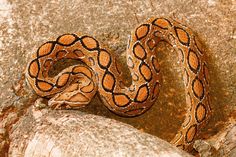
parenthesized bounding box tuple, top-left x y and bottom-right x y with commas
(26, 17, 211, 150)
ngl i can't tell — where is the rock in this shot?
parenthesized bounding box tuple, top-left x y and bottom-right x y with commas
(9, 107, 192, 157)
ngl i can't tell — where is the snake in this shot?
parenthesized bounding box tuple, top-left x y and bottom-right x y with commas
(25, 17, 211, 151)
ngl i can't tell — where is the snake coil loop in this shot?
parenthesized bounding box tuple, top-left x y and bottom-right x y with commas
(26, 17, 211, 151)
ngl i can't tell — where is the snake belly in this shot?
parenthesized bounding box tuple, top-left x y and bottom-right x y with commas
(26, 17, 211, 151)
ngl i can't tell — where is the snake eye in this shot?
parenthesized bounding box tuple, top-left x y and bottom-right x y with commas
(57, 34, 77, 46)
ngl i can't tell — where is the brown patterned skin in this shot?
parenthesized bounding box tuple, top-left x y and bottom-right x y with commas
(26, 17, 211, 151)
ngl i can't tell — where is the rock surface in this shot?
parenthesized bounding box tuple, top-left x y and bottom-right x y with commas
(194, 118, 236, 157)
(9, 106, 192, 157)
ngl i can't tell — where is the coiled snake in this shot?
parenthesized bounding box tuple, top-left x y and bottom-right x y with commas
(26, 17, 211, 151)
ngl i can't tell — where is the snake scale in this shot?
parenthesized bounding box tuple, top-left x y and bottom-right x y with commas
(26, 17, 211, 151)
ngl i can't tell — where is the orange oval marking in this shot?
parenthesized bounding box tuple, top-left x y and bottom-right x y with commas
(186, 125, 197, 143)
(135, 24, 149, 40)
(140, 63, 152, 81)
(135, 84, 149, 102)
(175, 27, 190, 45)
(195, 103, 206, 123)
(192, 77, 204, 99)
(133, 42, 146, 60)
(81, 36, 98, 50)
(102, 72, 115, 92)
(188, 50, 199, 73)
(151, 57, 160, 73)
(113, 94, 130, 107)
(38, 42, 54, 57)
(81, 81, 95, 93)
(57, 34, 76, 45)
(72, 66, 92, 78)
(56, 73, 70, 87)
(153, 18, 171, 29)
(28, 60, 39, 78)
(36, 80, 53, 92)
(98, 50, 111, 68)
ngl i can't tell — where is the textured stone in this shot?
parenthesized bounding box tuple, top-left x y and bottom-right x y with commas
(9, 109, 192, 157)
